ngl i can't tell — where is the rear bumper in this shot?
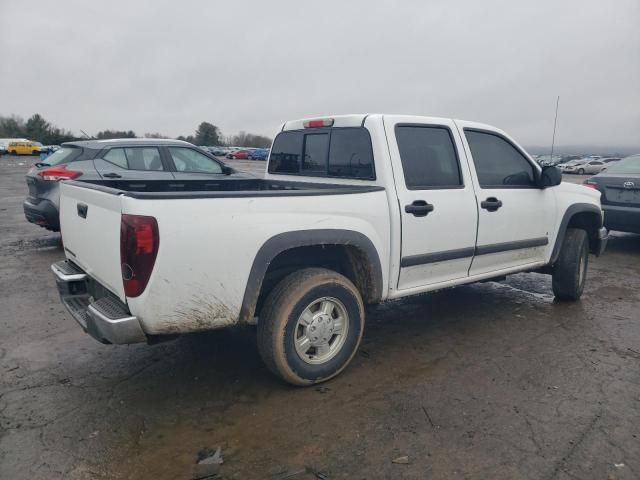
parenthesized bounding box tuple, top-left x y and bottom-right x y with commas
(24, 197, 59, 231)
(52, 260, 146, 344)
(603, 205, 640, 234)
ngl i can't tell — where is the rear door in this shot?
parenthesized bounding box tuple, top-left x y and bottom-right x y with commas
(59, 182, 126, 301)
(93, 146, 175, 184)
(458, 124, 556, 275)
(384, 116, 478, 290)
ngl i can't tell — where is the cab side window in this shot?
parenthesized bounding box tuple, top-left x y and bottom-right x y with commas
(395, 125, 462, 189)
(465, 130, 536, 188)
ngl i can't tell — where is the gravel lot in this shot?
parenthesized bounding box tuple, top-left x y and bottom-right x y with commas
(1, 156, 639, 480)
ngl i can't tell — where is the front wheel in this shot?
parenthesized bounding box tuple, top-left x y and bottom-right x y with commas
(552, 228, 589, 301)
(257, 268, 365, 386)
(578, 168, 585, 175)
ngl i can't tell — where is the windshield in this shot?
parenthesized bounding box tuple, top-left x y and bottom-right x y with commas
(604, 155, 640, 175)
(42, 147, 82, 166)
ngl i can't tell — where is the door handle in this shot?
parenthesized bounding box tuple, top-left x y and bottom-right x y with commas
(404, 200, 434, 217)
(481, 197, 503, 212)
(102, 172, 122, 179)
(77, 203, 88, 219)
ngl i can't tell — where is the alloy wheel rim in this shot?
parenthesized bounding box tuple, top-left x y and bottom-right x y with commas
(293, 297, 349, 365)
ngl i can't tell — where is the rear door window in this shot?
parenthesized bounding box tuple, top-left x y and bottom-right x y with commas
(395, 125, 462, 189)
(103, 147, 164, 171)
(268, 127, 375, 180)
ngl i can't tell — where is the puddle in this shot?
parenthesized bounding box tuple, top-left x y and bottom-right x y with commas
(486, 281, 555, 303)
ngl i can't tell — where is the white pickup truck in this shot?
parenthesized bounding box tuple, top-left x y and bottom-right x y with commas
(52, 114, 607, 385)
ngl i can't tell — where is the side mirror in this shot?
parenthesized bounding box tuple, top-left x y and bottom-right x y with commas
(539, 166, 562, 188)
(222, 165, 234, 175)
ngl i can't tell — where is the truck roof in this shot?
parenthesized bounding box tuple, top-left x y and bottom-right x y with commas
(281, 114, 498, 133)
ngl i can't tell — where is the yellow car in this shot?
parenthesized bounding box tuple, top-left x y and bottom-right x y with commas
(8, 141, 41, 155)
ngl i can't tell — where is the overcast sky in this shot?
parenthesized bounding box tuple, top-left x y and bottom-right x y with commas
(1, 0, 638, 148)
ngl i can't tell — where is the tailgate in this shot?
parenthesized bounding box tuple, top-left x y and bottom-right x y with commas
(59, 182, 126, 301)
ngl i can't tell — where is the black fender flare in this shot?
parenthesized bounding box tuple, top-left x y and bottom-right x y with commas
(550, 203, 603, 264)
(239, 229, 383, 322)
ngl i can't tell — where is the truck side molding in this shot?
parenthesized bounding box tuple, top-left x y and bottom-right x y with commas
(239, 229, 383, 323)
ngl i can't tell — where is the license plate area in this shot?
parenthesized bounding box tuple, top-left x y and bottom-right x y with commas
(607, 188, 640, 203)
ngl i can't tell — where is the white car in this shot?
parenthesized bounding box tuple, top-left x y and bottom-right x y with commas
(52, 114, 607, 385)
(575, 157, 621, 175)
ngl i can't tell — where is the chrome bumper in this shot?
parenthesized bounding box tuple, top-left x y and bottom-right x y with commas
(51, 260, 146, 344)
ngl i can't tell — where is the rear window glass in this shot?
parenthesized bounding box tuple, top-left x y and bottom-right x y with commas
(268, 128, 375, 180)
(42, 147, 82, 166)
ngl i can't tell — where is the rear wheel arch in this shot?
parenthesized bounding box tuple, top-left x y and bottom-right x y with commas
(239, 230, 383, 323)
(550, 204, 603, 264)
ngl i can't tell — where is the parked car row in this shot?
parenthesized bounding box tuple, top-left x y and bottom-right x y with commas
(226, 148, 269, 160)
(198, 145, 270, 161)
(535, 154, 626, 170)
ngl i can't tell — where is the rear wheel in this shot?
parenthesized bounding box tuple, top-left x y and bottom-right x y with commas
(552, 228, 589, 301)
(257, 268, 365, 386)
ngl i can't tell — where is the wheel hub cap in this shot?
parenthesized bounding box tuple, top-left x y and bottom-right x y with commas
(293, 297, 349, 365)
(308, 314, 335, 345)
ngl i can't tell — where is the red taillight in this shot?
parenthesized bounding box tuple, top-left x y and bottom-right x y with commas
(303, 118, 334, 128)
(583, 180, 598, 189)
(37, 165, 82, 181)
(120, 214, 159, 297)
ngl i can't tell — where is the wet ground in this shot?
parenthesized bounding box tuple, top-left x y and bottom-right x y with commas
(1, 156, 639, 479)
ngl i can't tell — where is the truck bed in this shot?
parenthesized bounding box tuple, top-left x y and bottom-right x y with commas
(69, 178, 384, 199)
(58, 178, 391, 336)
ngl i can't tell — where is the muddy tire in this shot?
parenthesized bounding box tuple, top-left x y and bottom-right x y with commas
(552, 228, 589, 301)
(257, 268, 365, 386)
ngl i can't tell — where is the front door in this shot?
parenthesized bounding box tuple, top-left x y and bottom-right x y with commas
(384, 116, 479, 291)
(458, 124, 557, 276)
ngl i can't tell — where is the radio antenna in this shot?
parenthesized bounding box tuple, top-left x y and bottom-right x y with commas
(550, 96, 560, 160)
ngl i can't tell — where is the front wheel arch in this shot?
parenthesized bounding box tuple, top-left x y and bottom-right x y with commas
(550, 204, 602, 265)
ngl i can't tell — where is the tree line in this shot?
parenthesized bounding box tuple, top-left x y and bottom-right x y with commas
(0, 114, 272, 148)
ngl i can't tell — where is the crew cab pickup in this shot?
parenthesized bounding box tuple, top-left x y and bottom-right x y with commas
(52, 115, 607, 385)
